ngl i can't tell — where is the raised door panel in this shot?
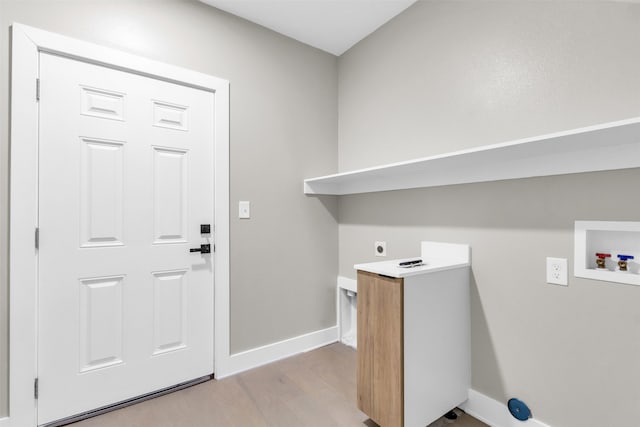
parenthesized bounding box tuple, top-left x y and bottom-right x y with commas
(357, 271, 404, 427)
(152, 270, 188, 355)
(152, 100, 188, 131)
(81, 86, 125, 121)
(79, 276, 124, 373)
(80, 138, 125, 247)
(152, 147, 188, 244)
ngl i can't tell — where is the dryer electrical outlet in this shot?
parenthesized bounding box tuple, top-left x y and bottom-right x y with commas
(375, 241, 387, 257)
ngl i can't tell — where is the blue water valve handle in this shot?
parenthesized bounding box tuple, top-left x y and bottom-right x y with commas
(617, 254, 634, 272)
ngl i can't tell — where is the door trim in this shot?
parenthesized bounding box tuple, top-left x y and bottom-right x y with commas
(9, 23, 230, 426)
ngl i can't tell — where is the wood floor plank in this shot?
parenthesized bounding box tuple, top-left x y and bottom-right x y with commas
(280, 356, 367, 426)
(70, 343, 488, 427)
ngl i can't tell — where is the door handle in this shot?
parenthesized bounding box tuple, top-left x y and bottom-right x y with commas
(190, 244, 211, 254)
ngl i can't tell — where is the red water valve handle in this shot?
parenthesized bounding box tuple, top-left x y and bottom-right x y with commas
(595, 253, 611, 269)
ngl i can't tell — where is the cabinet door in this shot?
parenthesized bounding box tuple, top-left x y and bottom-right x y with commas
(357, 271, 403, 427)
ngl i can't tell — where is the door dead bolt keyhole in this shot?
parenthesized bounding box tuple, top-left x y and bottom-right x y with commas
(200, 224, 211, 234)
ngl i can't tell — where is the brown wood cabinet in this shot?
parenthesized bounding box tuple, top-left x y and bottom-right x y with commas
(355, 247, 471, 427)
(357, 270, 404, 427)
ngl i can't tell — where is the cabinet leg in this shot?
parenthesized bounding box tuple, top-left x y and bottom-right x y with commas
(444, 410, 458, 421)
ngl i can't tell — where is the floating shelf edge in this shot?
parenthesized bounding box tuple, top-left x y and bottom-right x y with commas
(303, 117, 640, 195)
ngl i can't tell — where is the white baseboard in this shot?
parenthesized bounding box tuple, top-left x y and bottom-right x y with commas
(216, 326, 339, 379)
(0, 417, 8, 426)
(460, 389, 551, 427)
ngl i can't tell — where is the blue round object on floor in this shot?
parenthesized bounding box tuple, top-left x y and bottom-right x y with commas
(507, 398, 531, 421)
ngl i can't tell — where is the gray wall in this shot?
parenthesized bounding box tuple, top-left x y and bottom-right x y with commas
(339, 0, 640, 171)
(0, 0, 338, 416)
(338, 1, 640, 427)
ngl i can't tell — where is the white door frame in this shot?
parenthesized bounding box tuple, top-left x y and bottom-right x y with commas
(6, 23, 230, 427)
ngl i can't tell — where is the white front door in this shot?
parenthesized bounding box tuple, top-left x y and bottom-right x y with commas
(37, 52, 215, 425)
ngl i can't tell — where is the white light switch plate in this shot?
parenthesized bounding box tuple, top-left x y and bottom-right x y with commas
(239, 201, 250, 219)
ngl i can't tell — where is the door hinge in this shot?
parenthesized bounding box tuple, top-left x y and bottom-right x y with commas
(35, 227, 39, 249)
(34, 378, 38, 399)
(36, 78, 40, 101)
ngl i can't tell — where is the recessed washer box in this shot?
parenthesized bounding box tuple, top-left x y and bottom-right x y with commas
(574, 221, 640, 286)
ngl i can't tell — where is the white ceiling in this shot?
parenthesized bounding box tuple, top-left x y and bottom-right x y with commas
(198, 0, 419, 56)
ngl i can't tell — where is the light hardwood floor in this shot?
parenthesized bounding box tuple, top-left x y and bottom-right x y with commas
(71, 343, 488, 427)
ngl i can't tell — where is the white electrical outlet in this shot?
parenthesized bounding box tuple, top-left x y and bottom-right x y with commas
(375, 241, 387, 257)
(546, 257, 568, 286)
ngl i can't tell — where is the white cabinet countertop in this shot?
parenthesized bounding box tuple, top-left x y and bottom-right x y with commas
(354, 241, 471, 279)
(354, 258, 469, 278)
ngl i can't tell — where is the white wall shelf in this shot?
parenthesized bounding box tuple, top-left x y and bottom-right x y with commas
(304, 117, 640, 195)
(574, 221, 640, 286)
